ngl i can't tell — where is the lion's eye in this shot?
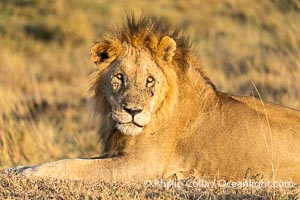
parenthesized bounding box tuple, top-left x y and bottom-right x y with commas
(116, 73, 124, 81)
(146, 76, 155, 87)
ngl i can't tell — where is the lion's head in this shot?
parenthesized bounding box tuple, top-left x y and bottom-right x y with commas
(88, 15, 199, 138)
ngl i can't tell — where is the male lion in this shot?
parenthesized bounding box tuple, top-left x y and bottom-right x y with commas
(11, 15, 300, 182)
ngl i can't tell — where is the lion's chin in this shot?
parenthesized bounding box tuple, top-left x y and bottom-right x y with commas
(116, 123, 143, 136)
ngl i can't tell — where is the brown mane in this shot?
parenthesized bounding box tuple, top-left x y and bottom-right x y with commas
(98, 14, 214, 86)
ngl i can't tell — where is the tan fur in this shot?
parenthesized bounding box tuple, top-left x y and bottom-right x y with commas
(14, 15, 300, 182)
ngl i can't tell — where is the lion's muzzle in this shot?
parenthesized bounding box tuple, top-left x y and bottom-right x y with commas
(112, 106, 151, 135)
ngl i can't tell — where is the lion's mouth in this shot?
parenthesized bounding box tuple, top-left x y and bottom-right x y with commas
(116, 121, 144, 135)
(132, 121, 144, 128)
(118, 121, 144, 128)
(112, 112, 150, 135)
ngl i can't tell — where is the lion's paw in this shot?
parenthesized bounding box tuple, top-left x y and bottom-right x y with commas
(4, 165, 37, 176)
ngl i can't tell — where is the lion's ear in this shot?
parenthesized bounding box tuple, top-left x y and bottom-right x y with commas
(90, 41, 121, 65)
(157, 36, 176, 62)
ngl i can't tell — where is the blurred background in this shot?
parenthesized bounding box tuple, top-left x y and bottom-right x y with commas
(0, 0, 299, 168)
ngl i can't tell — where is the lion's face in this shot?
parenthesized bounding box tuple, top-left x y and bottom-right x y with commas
(90, 35, 177, 136)
(107, 48, 167, 135)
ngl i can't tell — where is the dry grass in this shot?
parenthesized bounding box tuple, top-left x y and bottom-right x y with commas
(0, 174, 299, 199)
(0, 0, 300, 198)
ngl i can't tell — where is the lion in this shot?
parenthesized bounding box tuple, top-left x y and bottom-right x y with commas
(10, 15, 300, 183)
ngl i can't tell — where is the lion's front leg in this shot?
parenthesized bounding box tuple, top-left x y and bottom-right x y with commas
(11, 159, 94, 180)
(8, 157, 151, 182)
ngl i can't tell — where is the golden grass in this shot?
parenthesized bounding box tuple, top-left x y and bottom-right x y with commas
(0, 174, 299, 199)
(0, 0, 299, 198)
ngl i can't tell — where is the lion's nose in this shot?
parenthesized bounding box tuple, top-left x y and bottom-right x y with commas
(123, 106, 143, 116)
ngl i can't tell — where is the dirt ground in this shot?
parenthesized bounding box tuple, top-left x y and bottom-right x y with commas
(0, 172, 299, 199)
